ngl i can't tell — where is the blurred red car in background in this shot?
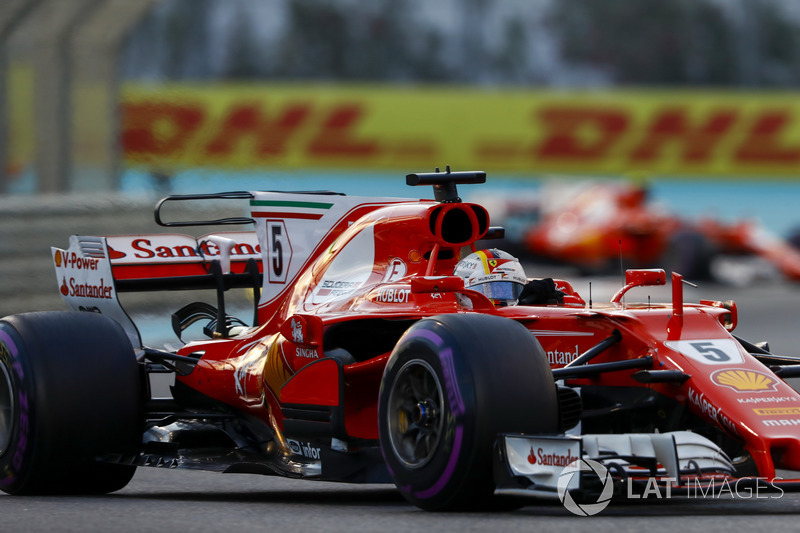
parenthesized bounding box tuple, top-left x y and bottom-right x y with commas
(478, 180, 800, 283)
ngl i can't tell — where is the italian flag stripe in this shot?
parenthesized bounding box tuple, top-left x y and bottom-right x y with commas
(250, 200, 333, 209)
(250, 200, 332, 220)
(252, 211, 324, 220)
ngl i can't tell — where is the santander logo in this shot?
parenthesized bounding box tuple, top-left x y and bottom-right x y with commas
(528, 447, 537, 464)
(527, 446, 580, 467)
(107, 246, 126, 260)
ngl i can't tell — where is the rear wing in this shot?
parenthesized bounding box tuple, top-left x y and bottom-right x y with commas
(52, 189, 419, 346)
(106, 231, 261, 291)
(52, 232, 262, 349)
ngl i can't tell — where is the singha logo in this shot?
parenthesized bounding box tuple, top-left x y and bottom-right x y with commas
(291, 318, 303, 343)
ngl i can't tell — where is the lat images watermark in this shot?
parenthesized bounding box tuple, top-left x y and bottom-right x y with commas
(556, 459, 614, 516)
(557, 459, 785, 517)
(626, 476, 785, 501)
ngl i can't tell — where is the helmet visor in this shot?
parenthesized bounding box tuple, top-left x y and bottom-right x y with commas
(471, 281, 524, 304)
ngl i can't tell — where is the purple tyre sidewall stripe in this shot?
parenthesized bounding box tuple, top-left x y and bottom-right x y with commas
(414, 425, 463, 499)
(401, 327, 467, 500)
(0, 329, 19, 359)
(0, 327, 23, 488)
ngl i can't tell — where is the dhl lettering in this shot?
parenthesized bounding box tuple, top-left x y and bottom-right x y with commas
(122, 102, 204, 156)
(532, 105, 800, 164)
(535, 106, 629, 160)
(204, 103, 310, 157)
(735, 111, 800, 164)
(307, 105, 378, 157)
(628, 108, 737, 162)
(482, 104, 800, 169)
(122, 101, 382, 162)
(117, 88, 800, 175)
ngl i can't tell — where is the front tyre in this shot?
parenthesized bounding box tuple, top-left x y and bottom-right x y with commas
(378, 313, 559, 511)
(0, 312, 143, 495)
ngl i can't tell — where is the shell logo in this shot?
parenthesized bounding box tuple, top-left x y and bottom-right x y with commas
(711, 369, 777, 393)
(408, 250, 423, 263)
(54, 250, 62, 267)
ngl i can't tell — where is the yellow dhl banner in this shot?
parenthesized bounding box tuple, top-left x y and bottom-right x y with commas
(119, 83, 800, 177)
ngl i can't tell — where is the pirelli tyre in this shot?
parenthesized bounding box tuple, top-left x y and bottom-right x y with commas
(0, 311, 142, 495)
(378, 313, 559, 511)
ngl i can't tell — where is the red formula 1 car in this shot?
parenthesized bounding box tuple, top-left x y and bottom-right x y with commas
(2, 170, 800, 511)
(480, 180, 800, 283)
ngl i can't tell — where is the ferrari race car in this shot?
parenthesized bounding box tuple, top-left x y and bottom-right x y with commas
(478, 179, 800, 283)
(2, 169, 800, 512)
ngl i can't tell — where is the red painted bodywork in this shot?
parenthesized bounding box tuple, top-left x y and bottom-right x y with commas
(138, 190, 800, 480)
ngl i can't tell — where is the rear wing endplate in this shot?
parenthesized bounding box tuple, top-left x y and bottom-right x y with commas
(52, 236, 142, 349)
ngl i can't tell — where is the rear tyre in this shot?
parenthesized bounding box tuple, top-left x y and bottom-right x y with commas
(0, 312, 142, 495)
(378, 313, 559, 511)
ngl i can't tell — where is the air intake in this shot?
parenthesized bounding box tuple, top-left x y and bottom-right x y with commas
(557, 386, 582, 432)
(428, 203, 489, 245)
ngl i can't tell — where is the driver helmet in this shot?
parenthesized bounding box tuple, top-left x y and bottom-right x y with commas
(454, 249, 527, 306)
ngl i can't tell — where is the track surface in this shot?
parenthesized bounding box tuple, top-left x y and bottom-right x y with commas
(2, 279, 800, 531)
